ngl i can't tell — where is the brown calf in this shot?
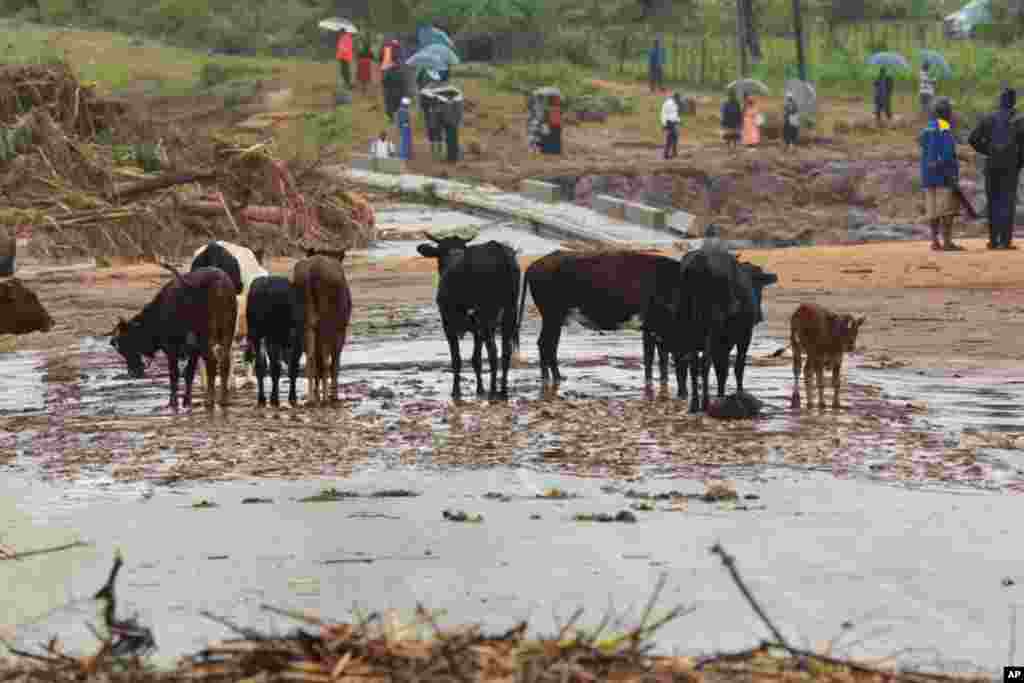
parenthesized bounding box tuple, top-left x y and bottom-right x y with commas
(790, 303, 866, 410)
(0, 278, 54, 335)
(292, 252, 352, 405)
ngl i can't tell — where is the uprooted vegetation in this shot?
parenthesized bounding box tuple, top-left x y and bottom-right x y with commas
(0, 59, 374, 262)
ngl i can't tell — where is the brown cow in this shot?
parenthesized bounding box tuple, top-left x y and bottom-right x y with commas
(110, 265, 237, 409)
(790, 303, 866, 410)
(0, 278, 54, 335)
(291, 251, 352, 405)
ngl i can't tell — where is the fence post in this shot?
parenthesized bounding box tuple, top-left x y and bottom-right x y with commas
(700, 33, 707, 85)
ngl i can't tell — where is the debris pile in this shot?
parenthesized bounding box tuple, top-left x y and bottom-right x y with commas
(0, 61, 375, 262)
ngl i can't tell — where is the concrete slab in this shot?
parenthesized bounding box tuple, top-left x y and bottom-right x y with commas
(593, 194, 625, 220)
(667, 210, 696, 236)
(623, 200, 667, 230)
(374, 157, 406, 175)
(519, 179, 559, 203)
(351, 155, 375, 172)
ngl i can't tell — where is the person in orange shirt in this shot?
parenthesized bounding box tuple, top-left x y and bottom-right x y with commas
(336, 30, 353, 90)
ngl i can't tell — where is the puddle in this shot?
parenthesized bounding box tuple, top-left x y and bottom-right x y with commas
(0, 468, 1015, 675)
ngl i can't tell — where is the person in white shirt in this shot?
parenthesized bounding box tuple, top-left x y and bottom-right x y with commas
(661, 92, 681, 159)
(370, 130, 395, 159)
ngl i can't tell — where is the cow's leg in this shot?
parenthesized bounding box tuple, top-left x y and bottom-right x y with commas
(712, 345, 730, 399)
(803, 357, 816, 409)
(688, 353, 701, 413)
(700, 334, 713, 411)
(815, 361, 826, 410)
(219, 340, 232, 406)
(167, 350, 180, 410)
(471, 332, 485, 395)
(329, 341, 340, 403)
(499, 329, 512, 398)
(268, 341, 283, 407)
(288, 340, 302, 406)
(734, 332, 752, 395)
(831, 360, 843, 410)
(204, 349, 217, 410)
(183, 351, 199, 408)
(642, 328, 655, 384)
(305, 323, 318, 405)
(446, 330, 463, 399)
(674, 351, 687, 399)
(791, 342, 803, 409)
(485, 331, 499, 397)
(538, 312, 565, 383)
(254, 337, 268, 405)
(657, 341, 670, 385)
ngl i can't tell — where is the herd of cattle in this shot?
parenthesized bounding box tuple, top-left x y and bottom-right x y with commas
(93, 235, 865, 413)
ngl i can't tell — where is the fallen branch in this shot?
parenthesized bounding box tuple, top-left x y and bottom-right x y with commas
(0, 540, 92, 561)
(710, 542, 792, 649)
(109, 171, 217, 202)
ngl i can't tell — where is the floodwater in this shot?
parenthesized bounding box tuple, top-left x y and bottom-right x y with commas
(2, 222, 1024, 674)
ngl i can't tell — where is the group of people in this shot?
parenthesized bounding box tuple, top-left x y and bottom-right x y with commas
(919, 87, 1022, 251)
(872, 63, 940, 124)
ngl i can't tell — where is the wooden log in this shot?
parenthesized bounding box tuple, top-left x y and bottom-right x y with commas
(108, 171, 217, 202)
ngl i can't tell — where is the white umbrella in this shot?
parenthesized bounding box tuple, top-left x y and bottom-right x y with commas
(318, 17, 358, 33)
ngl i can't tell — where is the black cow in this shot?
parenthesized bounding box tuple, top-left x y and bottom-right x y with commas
(519, 250, 681, 385)
(675, 243, 778, 412)
(417, 233, 520, 399)
(110, 265, 237, 409)
(244, 275, 299, 406)
(190, 241, 243, 295)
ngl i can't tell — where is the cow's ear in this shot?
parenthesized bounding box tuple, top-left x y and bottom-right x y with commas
(417, 244, 440, 258)
(305, 248, 317, 258)
(254, 248, 265, 265)
(336, 249, 347, 262)
(855, 315, 867, 328)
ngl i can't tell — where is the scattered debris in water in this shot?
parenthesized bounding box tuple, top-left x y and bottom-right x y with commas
(190, 500, 219, 509)
(573, 510, 638, 523)
(240, 497, 273, 505)
(298, 488, 361, 503)
(701, 481, 738, 503)
(442, 509, 484, 523)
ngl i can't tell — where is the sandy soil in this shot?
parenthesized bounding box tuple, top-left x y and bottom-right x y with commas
(10, 239, 1024, 370)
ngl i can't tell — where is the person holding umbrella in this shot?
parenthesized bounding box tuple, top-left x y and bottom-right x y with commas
(336, 29, 354, 91)
(873, 66, 894, 125)
(742, 94, 761, 147)
(356, 36, 374, 93)
(720, 89, 742, 150)
(782, 92, 799, 151)
(661, 91, 680, 159)
(919, 97, 963, 251)
(648, 37, 666, 94)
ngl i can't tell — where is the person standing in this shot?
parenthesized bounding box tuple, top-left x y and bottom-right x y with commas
(741, 95, 761, 147)
(874, 66, 894, 124)
(380, 39, 403, 122)
(782, 92, 799, 151)
(370, 130, 395, 159)
(661, 91, 680, 159)
(721, 89, 742, 150)
(919, 63, 936, 117)
(356, 40, 374, 93)
(919, 97, 963, 251)
(969, 87, 1024, 249)
(397, 97, 412, 161)
(648, 37, 665, 94)
(335, 29, 354, 91)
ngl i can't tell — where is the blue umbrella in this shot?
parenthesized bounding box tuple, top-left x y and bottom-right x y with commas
(866, 52, 910, 69)
(919, 49, 952, 77)
(406, 44, 460, 70)
(424, 26, 455, 50)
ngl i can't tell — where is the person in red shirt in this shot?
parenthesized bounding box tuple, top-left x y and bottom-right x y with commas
(336, 30, 353, 90)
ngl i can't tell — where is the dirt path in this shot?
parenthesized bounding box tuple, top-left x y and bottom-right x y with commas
(10, 239, 1024, 369)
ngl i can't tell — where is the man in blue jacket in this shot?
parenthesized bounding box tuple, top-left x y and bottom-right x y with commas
(920, 97, 963, 251)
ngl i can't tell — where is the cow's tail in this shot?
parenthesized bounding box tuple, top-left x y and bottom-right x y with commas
(512, 259, 528, 365)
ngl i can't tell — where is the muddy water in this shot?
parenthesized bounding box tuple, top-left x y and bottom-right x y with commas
(2, 298, 1023, 672)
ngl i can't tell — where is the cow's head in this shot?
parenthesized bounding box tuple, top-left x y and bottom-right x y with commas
(110, 317, 156, 379)
(0, 279, 54, 335)
(831, 314, 866, 353)
(417, 233, 475, 276)
(739, 262, 779, 323)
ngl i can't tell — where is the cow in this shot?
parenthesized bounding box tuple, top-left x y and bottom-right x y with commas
(417, 233, 520, 399)
(0, 278, 54, 335)
(790, 303, 866, 410)
(291, 250, 352, 405)
(110, 264, 237, 409)
(520, 250, 681, 386)
(190, 241, 269, 388)
(675, 243, 778, 412)
(244, 275, 299, 406)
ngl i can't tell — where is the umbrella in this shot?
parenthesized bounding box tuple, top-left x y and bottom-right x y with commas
(726, 78, 769, 99)
(866, 52, 909, 69)
(785, 78, 817, 118)
(919, 49, 952, 77)
(318, 17, 358, 33)
(406, 44, 460, 70)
